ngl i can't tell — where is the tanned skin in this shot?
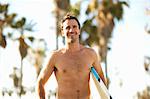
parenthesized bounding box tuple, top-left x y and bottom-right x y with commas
(36, 14, 107, 99)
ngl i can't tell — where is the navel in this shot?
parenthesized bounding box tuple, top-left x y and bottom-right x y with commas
(76, 89, 80, 99)
(63, 69, 66, 73)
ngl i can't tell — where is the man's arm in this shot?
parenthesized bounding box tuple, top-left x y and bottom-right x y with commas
(91, 49, 107, 86)
(36, 52, 56, 99)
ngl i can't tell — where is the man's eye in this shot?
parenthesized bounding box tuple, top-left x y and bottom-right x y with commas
(65, 26, 70, 30)
(73, 26, 77, 28)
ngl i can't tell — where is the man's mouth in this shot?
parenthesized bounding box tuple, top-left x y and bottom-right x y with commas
(68, 32, 76, 36)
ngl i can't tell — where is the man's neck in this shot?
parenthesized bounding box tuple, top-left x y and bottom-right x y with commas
(65, 42, 81, 52)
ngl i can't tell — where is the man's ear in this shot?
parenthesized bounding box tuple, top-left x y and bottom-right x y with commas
(61, 30, 65, 36)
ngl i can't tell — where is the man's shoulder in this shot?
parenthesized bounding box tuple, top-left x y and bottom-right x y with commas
(50, 48, 66, 56)
(82, 46, 98, 59)
(83, 46, 96, 53)
(45, 49, 64, 62)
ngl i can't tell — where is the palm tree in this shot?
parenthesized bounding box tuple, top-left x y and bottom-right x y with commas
(135, 6, 150, 99)
(53, 0, 70, 49)
(136, 86, 150, 99)
(0, 4, 15, 48)
(27, 39, 47, 77)
(0, 3, 36, 98)
(81, 0, 129, 87)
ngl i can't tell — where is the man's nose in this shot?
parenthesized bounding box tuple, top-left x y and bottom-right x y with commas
(69, 27, 74, 32)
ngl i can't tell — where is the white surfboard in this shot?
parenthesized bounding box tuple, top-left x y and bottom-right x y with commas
(91, 67, 112, 99)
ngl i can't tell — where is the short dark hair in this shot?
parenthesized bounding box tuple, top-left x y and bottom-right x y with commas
(61, 13, 81, 30)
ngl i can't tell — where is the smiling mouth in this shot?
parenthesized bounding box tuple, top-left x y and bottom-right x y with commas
(67, 32, 76, 36)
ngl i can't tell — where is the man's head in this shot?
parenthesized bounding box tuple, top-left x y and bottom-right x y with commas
(61, 13, 81, 43)
(61, 13, 80, 30)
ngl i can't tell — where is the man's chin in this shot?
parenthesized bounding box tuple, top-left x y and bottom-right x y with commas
(67, 39, 76, 43)
(71, 40, 75, 43)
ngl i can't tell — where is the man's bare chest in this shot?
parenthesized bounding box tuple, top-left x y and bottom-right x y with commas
(55, 52, 92, 74)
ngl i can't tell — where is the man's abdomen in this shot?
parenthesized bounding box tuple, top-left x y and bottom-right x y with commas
(56, 82, 91, 99)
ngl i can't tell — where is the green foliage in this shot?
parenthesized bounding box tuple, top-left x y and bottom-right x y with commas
(81, 18, 99, 45)
(81, 0, 128, 55)
(137, 86, 150, 99)
(69, 1, 81, 17)
(0, 3, 46, 98)
(86, 0, 98, 15)
(11, 17, 26, 29)
(56, 0, 70, 11)
(82, 19, 93, 34)
(28, 36, 34, 42)
(110, 1, 129, 20)
(9, 67, 20, 88)
(0, 4, 8, 13)
(0, 4, 35, 49)
(19, 37, 28, 60)
(144, 56, 150, 72)
(0, 34, 7, 48)
(5, 13, 17, 25)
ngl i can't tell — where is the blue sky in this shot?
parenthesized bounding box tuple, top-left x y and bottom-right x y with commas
(0, 0, 150, 99)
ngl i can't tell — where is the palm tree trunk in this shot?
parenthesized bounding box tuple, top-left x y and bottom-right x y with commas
(19, 59, 23, 99)
(56, 9, 59, 50)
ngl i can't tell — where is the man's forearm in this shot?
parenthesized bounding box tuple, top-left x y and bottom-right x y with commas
(37, 81, 46, 99)
(102, 77, 107, 87)
(100, 73, 107, 87)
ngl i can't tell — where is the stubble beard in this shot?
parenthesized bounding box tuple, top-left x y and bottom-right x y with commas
(68, 36, 76, 44)
(71, 36, 76, 43)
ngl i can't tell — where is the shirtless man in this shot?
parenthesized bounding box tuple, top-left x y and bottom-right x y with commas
(36, 13, 107, 99)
